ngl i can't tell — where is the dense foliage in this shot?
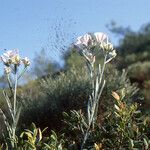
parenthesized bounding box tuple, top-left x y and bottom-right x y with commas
(0, 24, 150, 149)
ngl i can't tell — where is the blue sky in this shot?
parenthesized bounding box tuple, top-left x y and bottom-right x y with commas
(0, 0, 150, 70)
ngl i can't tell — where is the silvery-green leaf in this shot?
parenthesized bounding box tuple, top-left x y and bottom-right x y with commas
(143, 138, 149, 150)
(114, 104, 120, 111)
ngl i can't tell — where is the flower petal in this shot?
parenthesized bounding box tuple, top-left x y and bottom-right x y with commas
(94, 32, 108, 43)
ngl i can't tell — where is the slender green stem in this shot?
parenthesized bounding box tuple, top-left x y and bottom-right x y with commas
(99, 54, 107, 84)
(6, 75, 14, 97)
(80, 126, 90, 150)
(93, 54, 107, 121)
(81, 54, 107, 150)
(12, 72, 18, 148)
(90, 55, 107, 128)
(13, 73, 18, 119)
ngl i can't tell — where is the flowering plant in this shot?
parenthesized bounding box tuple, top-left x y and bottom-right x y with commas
(74, 32, 116, 149)
(0, 49, 30, 149)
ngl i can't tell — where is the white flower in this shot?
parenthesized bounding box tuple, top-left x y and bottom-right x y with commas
(100, 42, 114, 52)
(3, 50, 18, 58)
(12, 54, 21, 65)
(1, 49, 21, 65)
(22, 57, 30, 67)
(94, 32, 108, 43)
(74, 33, 92, 50)
(74, 32, 117, 65)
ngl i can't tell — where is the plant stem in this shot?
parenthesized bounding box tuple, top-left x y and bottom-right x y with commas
(12, 72, 18, 148)
(13, 73, 18, 120)
(7, 75, 14, 97)
(93, 54, 107, 121)
(81, 54, 107, 150)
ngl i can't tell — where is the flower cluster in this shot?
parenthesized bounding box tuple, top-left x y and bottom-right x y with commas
(0, 49, 30, 74)
(74, 32, 116, 64)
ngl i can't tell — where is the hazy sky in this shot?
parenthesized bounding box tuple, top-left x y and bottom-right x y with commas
(0, 0, 150, 67)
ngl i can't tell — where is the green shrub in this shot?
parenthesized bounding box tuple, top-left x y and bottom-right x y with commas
(20, 67, 90, 130)
(19, 64, 140, 134)
(62, 91, 150, 149)
(128, 61, 150, 81)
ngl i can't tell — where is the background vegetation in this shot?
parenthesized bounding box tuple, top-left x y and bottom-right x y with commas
(0, 23, 150, 149)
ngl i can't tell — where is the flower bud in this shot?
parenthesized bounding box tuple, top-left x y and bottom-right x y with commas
(112, 91, 120, 101)
(4, 66, 11, 74)
(100, 42, 114, 53)
(108, 49, 117, 58)
(11, 55, 21, 65)
(22, 57, 30, 67)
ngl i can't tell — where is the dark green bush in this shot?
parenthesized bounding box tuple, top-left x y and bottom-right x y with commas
(19, 67, 90, 130)
(19, 64, 140, 133)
